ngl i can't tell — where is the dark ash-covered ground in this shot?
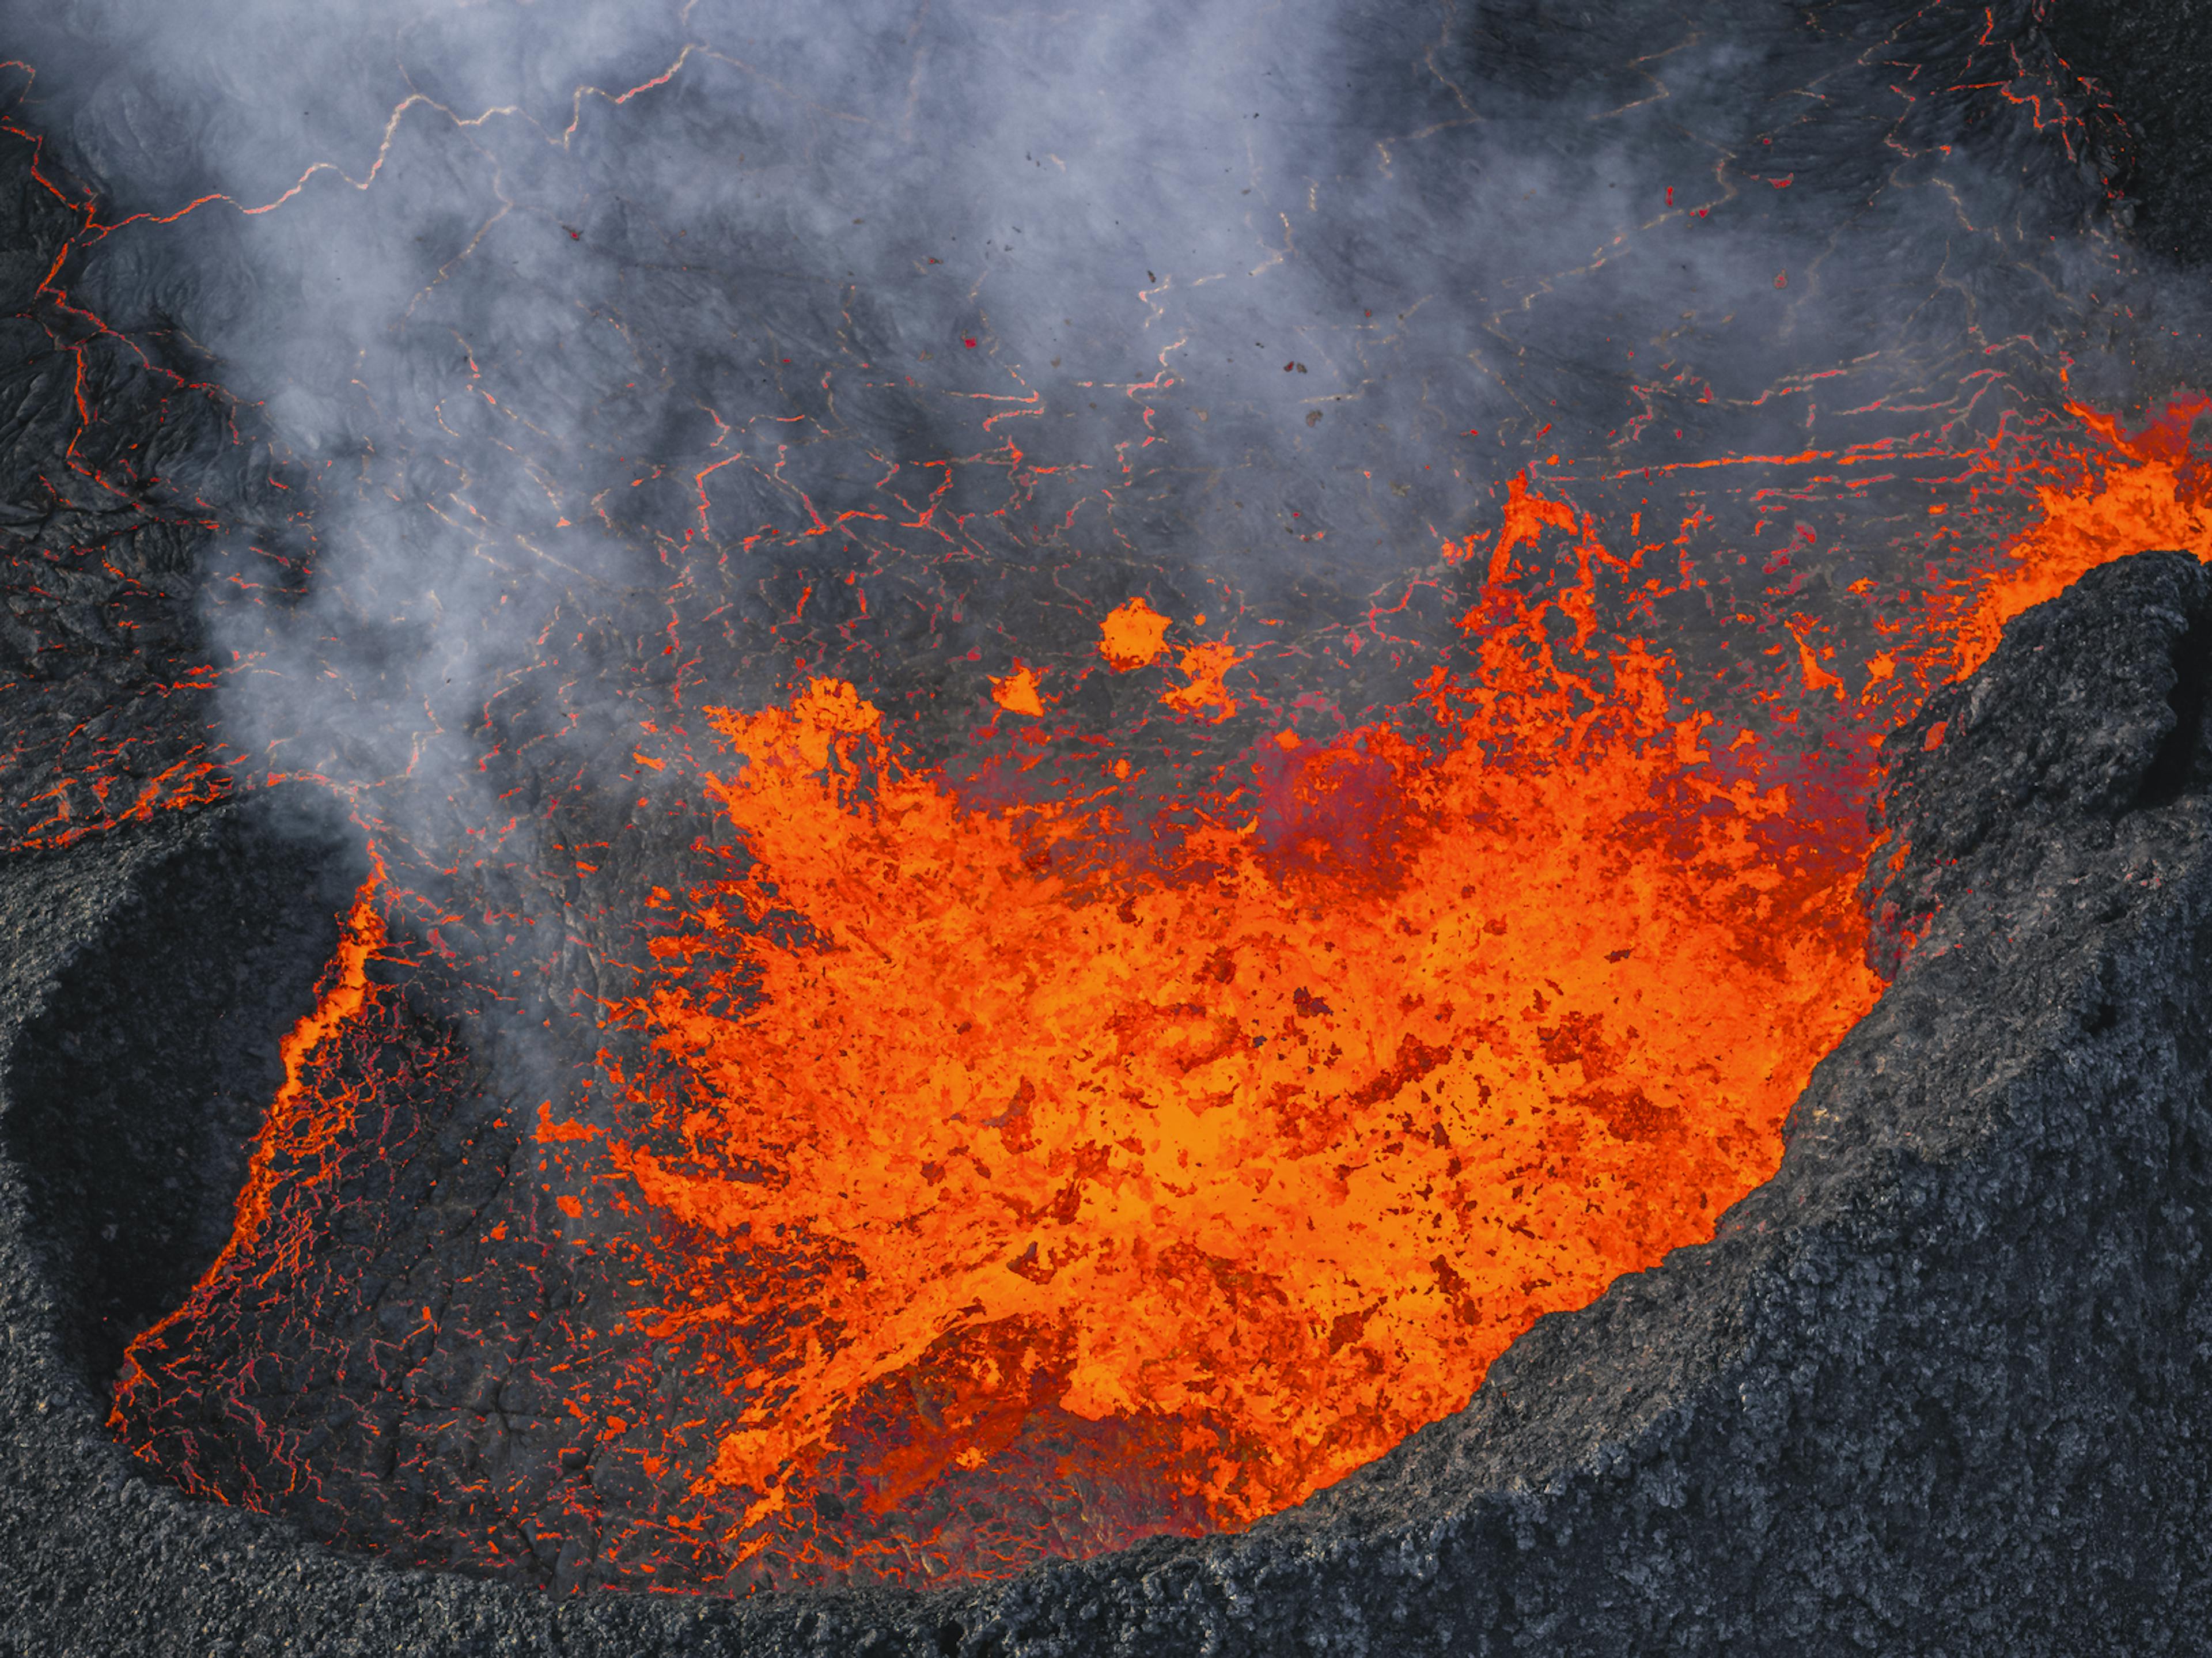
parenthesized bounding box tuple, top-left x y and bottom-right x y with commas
(8, 0, 2212, 1651)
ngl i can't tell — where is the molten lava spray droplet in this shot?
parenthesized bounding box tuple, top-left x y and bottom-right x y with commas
(1160, 641, 1248, 723)
(989, 662, 1047, 717)
(1097, 597, 1172, 671)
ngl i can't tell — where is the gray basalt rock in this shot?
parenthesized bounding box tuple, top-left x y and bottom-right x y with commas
(6, 551, 2211, 1655)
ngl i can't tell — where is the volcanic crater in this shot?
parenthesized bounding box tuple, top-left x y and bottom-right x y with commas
(6, 1, 2212, 1653)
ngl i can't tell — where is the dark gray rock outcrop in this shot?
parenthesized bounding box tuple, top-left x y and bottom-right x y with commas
(6, 550, 2211, 1655)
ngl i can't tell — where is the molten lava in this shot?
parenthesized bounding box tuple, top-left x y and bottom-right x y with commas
(111, 853, 387, 1440)
(104, 393, 2212, 1592)
(15, 0, 2202, 1598)
(1947, 394, 2212, 679)
(552, 567, 1887, 1574)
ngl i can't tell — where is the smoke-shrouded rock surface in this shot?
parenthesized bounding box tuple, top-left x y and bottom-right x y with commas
(8, 542, 2212, 1653)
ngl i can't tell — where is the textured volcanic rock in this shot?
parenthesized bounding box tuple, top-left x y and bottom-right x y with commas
(0, 117, 277, 852)
(5, 548, 2211, 1655)
(2044, 0, 2212, 264)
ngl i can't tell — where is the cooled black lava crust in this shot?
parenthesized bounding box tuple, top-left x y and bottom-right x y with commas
(2044, 0, 2212, 264)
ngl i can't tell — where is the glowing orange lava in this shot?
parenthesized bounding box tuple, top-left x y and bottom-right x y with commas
(569, 574, 1884, 1565)
(988, 662, 1047, 718)
(1947, 395, 2212, 679)
(112, 850, 385, 1405)
(1097, 597, 1172, 671)
(108, 393, 2212, 1591)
